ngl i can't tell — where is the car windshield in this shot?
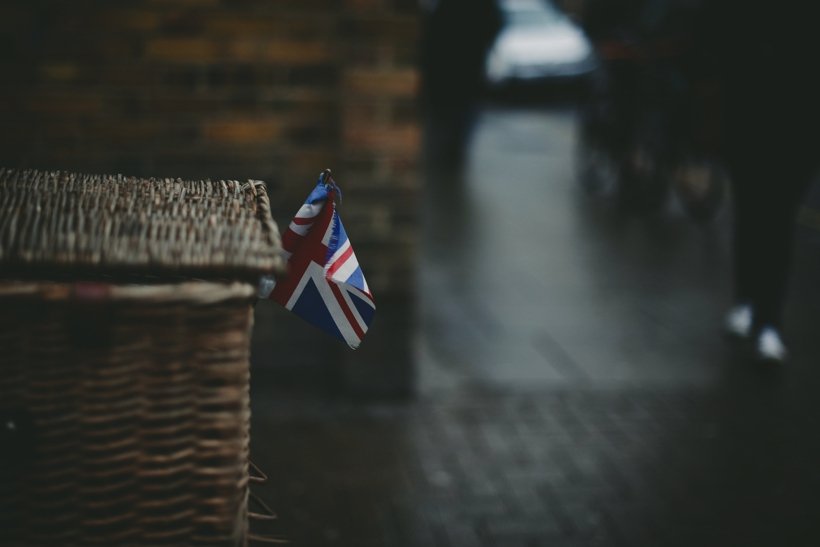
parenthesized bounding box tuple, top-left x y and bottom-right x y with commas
(502, 2, 560, 27)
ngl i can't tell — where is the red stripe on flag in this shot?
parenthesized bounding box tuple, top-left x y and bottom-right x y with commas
(329, 281, 366, 341)
(292, 216, 314, 225)
(281, 230, 304, 253)
(271, 202, 334, 305)
(326, 245, 354, 278)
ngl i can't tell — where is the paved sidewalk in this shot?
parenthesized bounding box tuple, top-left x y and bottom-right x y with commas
(249, 105, 820, 546)
(251, 382, 820, 547)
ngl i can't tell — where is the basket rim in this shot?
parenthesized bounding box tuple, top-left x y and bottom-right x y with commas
(0, 280, 256, 303)
(0, 168, 285, 281)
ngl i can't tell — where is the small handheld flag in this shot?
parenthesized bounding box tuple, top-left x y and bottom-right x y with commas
(259, 170, 375, 349)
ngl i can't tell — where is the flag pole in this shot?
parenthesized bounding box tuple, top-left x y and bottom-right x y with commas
(320, 168, 341, 203)
(320, 168, 333, 185)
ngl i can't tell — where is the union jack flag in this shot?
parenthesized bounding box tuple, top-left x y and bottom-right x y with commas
(259, 171, 375, 349)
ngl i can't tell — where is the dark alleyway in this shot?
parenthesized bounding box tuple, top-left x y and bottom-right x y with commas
(249, 104, 820, 546)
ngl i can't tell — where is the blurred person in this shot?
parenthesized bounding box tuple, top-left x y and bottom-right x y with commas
(577, 0, 705, 213)
(696, 0, 820, 362)
(420, 0, 502, 173)
(580, 0, 817, 361)
(577, 0, 647, 174)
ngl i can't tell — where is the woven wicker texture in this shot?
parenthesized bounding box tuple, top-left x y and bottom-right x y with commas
(0, 168, 284, 280)
(0, 282, 255, 547)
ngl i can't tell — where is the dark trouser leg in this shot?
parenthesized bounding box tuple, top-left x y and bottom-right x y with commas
(729, 159, 814, 329)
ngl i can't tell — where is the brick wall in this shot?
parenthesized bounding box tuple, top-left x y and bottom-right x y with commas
(0, 0, 421, 396)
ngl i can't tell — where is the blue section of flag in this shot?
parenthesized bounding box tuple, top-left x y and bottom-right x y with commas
(327, 210, 342, 262)
(343, 266, 367, 293)
(349, 291, 376, 326)
(305, 181, 330, 205)
(290, 277, 343, 341)
(333, 215, 347, 246)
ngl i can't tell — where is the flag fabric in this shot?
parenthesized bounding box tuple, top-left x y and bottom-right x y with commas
(260, 171, 375, 349)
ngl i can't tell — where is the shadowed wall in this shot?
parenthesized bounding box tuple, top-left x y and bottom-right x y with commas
(0, 0, 421, 396)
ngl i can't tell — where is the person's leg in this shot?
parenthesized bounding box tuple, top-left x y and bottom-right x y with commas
(722, 81, 794, 336)
(720, 58, 820, 360)
(728, 177, 757, 306)
(749, 161, 815, 329)
(727, 152, 816, 360)
(725, 156, 768, 335)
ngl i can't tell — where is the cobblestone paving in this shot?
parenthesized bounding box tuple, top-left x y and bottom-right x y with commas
(251, 379, 820, 547)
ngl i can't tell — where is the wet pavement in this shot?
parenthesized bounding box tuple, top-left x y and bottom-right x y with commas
(249, 104, 820, 546)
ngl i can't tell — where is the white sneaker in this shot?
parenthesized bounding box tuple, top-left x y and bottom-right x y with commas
(724, 304, 753, 338)
(755, 326, 788, 363)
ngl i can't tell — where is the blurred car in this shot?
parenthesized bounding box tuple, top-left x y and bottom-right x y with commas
(485, 0, 597, 88)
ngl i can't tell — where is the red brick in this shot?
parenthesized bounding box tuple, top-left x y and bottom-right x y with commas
(343, 68, 418, 98)
(343, 124, 420, 155)
(202, 117, 284, 144)
(145, 38, 220, 62)
(344, 14, 419, 41)
(217, 39, 339, 65)
(145, 0, 220, 6)
(203, 14, 336, 38)
(96, 9, 164, 32)
(344, 0, 388, 10)
(24, 91, 107, 115)
(38, 64, 81, 82)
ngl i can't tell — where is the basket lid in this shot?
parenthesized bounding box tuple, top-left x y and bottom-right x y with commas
(0, 168, 285, 281)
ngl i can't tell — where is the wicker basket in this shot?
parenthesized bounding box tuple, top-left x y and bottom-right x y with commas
(0, 168, 283, 547)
